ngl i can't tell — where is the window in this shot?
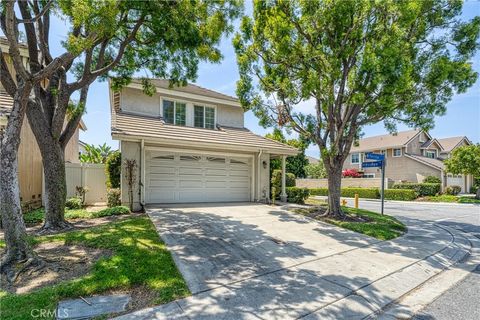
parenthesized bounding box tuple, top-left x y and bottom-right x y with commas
(426, 150, 436, 159)
(381, 150, 386, 156)
(393, 148, 402, 157)
(162, 99, 186, 126)
(351, 153, 360, 164)
(363, 173, 375, 178)
(194, 105, 215, 129)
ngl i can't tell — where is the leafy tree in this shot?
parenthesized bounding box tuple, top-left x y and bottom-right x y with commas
(305, 162, 327, 179)
(266, 128, 309, 178)
(80, 143, 113, 164)
(106, 151, 121, 189)
(0, 0, 241, 271)
(444, 144, 480, 199)
(234, 0, 480, 217)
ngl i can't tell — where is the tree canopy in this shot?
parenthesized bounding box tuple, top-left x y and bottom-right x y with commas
(444, 144, 480, 177)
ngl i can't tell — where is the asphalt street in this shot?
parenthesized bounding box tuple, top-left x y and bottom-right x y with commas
(338, 198, 480, 320)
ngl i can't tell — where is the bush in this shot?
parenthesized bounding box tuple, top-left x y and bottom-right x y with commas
(91, 206, 130, 218)
(106, 151, 121, 188)
(107, 188, 122, 208)
(342, 169, 361, 178)
(65, 197, 83, 209)
(470, 185, 479, 194)
(392, 183, 440, 196)
(423, 176, 441, 184)
(341, 188, 379, 199)
(271, 169, 296, 199)
(307, 187, 379, 199)
(286, 187, 310, 204)
(445, 185, 462, 195)
(384, 189, 418, 201)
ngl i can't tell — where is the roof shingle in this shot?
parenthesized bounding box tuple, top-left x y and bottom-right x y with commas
(350, 129, 421, 152)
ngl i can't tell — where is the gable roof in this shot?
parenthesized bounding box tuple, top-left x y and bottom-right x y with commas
(437, 136, 470, 153)
(420, 138, 444, 150)
(405, 153, 444, 171)
(350, 129, 422, 152)
(127, 78, 239, 106)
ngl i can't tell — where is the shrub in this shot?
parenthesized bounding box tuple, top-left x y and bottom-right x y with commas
(23, 208, 44, 224)
(309, 188, 329, 196)
(341, 188, 379, 199)
(384, 189, 418, 201)
(65, 197, 83, 209)
(342, 169, 361, 178)
(470, 185, 479, 194)
(106, 151, 121, 188)
(392, 183, 440, 196)
(271, 169, 296, 199)
(107, 188, 122, 208)
(423, 176, 441, 184)
(445, 185, 462, 195)
(286, 187, 310, 204)
(91, 206, 130, 218)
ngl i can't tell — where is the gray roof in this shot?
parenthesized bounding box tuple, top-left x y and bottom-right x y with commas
(351, 129, 421, 152)
(129, 78, 239, 103)
(405, 153, 444, 171)
(437, 136, 469, 153)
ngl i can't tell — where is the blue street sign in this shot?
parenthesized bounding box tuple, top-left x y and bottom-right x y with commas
(362, 160, 383, 168)
(365, 152, 385, 161)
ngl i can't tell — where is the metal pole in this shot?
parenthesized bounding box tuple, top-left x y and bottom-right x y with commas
(381, 158, 386, 215)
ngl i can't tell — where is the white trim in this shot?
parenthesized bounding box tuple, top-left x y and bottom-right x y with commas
(392, 148, 402, 157)
(160, 97, 188, 126)
(193, 104, 217, 129)
(363, 173, 376, 178)
(144, 145, 253, 158)
(351, 153, 360, 164)
(127, 82, 241, 107)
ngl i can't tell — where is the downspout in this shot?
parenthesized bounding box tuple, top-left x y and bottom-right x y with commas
(140, 139, 145, 210)
(257, 149, 263, 202)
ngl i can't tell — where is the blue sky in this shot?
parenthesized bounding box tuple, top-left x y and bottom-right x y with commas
(48, 2, 480, 158)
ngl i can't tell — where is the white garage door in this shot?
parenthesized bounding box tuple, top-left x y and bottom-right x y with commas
(447, 174, 465, 193)
(146, 151, 252, 203)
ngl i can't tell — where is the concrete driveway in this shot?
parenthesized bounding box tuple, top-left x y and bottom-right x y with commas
(116, 203, 473, 320)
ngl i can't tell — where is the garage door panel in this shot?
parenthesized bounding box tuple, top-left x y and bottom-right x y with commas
(146, 151, 251, 204)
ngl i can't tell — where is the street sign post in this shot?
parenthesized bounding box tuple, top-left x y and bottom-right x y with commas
(362, 153, 386, 215)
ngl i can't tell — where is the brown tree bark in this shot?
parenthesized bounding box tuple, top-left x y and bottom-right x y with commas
(476, 187, 480, 200)
(324, 163, 345, 218)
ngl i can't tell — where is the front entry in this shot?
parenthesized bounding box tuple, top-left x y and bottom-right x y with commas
(145, 150, 252, 203)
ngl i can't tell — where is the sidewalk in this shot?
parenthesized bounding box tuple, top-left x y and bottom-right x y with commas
(113, 205, 474, 320)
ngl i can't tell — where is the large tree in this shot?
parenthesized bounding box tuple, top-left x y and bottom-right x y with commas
(3, 0, 241, 234)
(0, 0, 241, 271)
(234, 0, 479, 217)
(444, 144, 480, 199)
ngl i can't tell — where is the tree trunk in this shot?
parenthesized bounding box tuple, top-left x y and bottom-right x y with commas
(324, 163, 346, 219)
(0, 98, 38, 274)
(38, 141, 71, 233)
(476, 187, 480, 200)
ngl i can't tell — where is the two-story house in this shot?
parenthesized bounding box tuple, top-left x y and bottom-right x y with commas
(0, 37, 85, 209)
(343, 130, 473, 193)
(109, 79, 297, 209)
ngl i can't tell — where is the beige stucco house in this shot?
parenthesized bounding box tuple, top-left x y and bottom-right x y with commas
(0, 37, 85, 209)
(109, 79, 297, 210)
(343, 130, 473, 193)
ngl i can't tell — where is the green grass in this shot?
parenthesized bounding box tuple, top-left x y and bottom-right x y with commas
(294, 198, 406, 241)
(418, 195, 480, 204)
(0, 216, 189, 320)
(23, 206, 130, 224)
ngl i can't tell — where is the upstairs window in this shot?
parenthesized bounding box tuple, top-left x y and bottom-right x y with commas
(351, 153, 360, 164)
(393, 148, 402, 157)
(194, 105, 215, 129)
(163, 99, 186, 126)
(426, 150, 436, 159)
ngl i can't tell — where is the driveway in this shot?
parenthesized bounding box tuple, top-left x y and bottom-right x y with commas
(115, 202, 473, 319)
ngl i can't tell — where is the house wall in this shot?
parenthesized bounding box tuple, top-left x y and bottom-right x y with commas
(120, 87, 244, 128)
(343, 147, 441, 183)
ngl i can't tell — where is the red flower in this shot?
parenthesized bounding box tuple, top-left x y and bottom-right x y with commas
(342, 169, 361, 178)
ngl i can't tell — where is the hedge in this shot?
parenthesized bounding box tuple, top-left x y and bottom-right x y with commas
(384, 189, 418, 201)
(392, 183, 440, 196)
(271, 169, 296, 199)
(308, 187, 380, 199)
(286, 187, 310, 204)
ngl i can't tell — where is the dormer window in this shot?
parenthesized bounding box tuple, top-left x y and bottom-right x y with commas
(426, 150, 436, 159)
(194, 105, 215, 129)
(163, 99, 186, 126)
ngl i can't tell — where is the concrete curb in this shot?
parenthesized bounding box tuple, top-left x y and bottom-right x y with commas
(313, 195, 480, 207)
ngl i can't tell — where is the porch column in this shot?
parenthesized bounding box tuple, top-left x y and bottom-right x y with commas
(280, 155, 287, 202)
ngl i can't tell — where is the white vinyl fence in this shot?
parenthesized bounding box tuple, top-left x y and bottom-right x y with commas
(65, 163, 107, 204)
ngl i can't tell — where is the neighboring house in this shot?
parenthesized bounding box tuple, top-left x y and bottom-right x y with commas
(306, 156, 320, 165)
(343, 130, 474, 193)
(110, 78, 297, 209)
(78, 140, 88, 156)
(0, 37, 85, 209)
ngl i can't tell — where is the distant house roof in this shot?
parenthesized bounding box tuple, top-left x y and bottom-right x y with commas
(128, 78, 239, 106)
(0, 91, 87, 130)
(306, 156, 320, 165)
(437, 136, 470, 153)
(350, 129, 422, 152)
(405, 153, 444, 171)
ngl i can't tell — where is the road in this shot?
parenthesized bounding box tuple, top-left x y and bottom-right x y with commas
(333, 198, 480, 320)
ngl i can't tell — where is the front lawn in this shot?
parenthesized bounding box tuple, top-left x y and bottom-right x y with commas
(0, 216, 189, 319)
(293, 198, 406, 240)
(23, 206, 130, 224)
(417, 195, 480, 204)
